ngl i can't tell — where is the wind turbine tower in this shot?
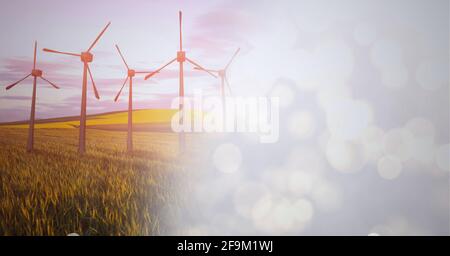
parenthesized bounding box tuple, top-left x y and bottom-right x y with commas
(145, 11, 216, 153)
(114, 44, 156, 153)
(4, 41, 59, 152)
(43, 22, 111, 154)
(194, 48, 240, 125)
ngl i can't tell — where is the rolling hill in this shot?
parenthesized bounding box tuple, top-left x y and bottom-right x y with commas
(0, 109, 178, 131)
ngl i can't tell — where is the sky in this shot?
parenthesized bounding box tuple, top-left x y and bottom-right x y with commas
(0, 0, 449, 235)
(0, 0, 255, 122)
(0, 0, 447, 123)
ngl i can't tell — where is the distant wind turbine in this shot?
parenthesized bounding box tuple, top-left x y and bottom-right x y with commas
(4, 41, 59, 152)
(144, 11, 217, 153)
(194, 48, 240, 124)
(43, 22, 111, 154)
(114, 44, 157, 153)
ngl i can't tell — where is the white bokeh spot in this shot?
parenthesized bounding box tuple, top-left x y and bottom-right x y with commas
(213, 143, 243, 173)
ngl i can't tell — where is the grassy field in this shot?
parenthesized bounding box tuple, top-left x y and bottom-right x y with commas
(0, 110, 202, 235)
(0, 109, 177, 129)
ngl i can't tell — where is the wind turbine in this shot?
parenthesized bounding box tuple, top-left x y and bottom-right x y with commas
(144, 11, 216, 153)
(43, 22, 111, 154)
(4, 41, 59, 152)
(194, 48, 240, 125)
(113, 44, 157, 153)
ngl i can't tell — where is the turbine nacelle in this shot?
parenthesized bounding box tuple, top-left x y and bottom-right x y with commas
(127, 69, 135, 77)
(177, 51, 186, 62)
(81, 52, 93, 63)
(218, 69, 226, 77)
(31, 69, 43, 77)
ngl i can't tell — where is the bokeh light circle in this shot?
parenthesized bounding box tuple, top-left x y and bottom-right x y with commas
(435, 144, 450, 172)
(213, 143, 243, 173)
(377, 155, 403, 180)
(288, 110, 315, 140)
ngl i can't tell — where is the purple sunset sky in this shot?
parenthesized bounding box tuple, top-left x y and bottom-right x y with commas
(0, 0, 254, 122)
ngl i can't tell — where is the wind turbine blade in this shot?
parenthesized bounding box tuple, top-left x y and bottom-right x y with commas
(87, 65, 100, 99)
(186, 58, 217, 78)
(114, 76, 129, 102)
(134, 71, 158, 74)
(193, 67, 219, 73)
(144, 58, 177, 80)
(43, 48, 81, 57)
(179, 11, 183, 51)
(115, 44, 129, 70)
(40, 77, 60, 89)
(87, 22, 111, 52)
(225, 76, 233, 96)
(5, 73, 31, 90)
(33, 41, 37, 69)
(225, 47, 240, 70)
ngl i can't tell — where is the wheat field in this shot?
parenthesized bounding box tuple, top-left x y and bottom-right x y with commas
(0, 127, 198, 235)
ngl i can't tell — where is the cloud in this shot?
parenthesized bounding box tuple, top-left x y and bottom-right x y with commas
(0, 108, 28, 122)
(187, 7, 255, 57)
(0, 95, 30, 101)
(0, 56, 78, 88)
(193, 8, 253, 38)
(1, 56, 76, 74)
